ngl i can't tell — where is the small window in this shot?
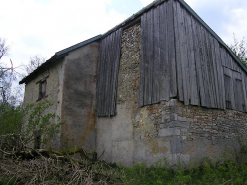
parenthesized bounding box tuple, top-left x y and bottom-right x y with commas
(38, 80, 47, 100)
(36, 75, 49, 101)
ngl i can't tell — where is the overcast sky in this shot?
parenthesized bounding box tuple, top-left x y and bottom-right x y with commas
(0, 0, 247, 68)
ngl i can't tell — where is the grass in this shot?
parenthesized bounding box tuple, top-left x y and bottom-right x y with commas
(1, 154, 247, 184)
(119, 159, 247, 185)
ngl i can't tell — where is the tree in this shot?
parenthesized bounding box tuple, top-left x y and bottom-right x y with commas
(0, 38, 61, 149)
(25, 55, 46, 75)
(230, 34, 247, 67)
(0, 37, 9, 60)
(0, 37, 23, 106)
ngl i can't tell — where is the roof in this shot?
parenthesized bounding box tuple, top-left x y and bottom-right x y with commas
(20, 0, 247, 85)
(19, 35, 101, 84)
(55, 35, 102, 56)
(101, 0, 247, 73)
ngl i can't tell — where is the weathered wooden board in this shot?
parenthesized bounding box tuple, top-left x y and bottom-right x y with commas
(233, 71, 244, 112)
(223, 67, 236, 110)
(191, 17, 204, 106)
(111, 29, 123, 115)
(224, 73, 232, 109)
(201, 28, 212, 107)
(139, 13, 146, 107)
(208, 34, 219, 108)
(219, 47, 226, 109)
(106, 33, 113, 115)
(231, 69, 246, 112)
(153, 6, 160, 104)
(205, 30, 217, 108)
(167, 0, 177, 98)
(173, 0, 184, 101)
(183, 7, 192, 105)
(213, 39, 224, 109)
(149, 9, 154, 104)
(186, 15, 199, 105)
(96, 28, 123, 116)
(140, 1, 178, 105)
(242, 72, 247, 112)
(178, 4, 189, 105)
(158, 3, 168, 101)
(234, 78, 244, 112)
(143, 12, 148, 105)
(143, 10, 149, 105)
(229, 70, 237, 111)
(196, 23, 208, 107)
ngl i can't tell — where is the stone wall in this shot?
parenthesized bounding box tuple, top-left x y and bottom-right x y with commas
(23, 58, 65, 149)
(23, 41, 99, 151)
(61, 41, 99, 151)
(96, 23, 247, 167)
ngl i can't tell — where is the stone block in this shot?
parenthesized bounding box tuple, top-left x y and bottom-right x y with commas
(170, 136, 182, 154)
(180, 128, 188, 133)
(170, 113, 178, 121)
(211, 130, 218, 134)
(159, 128, 180, 137)
(178, 116, 187, 122)
(161, 115, 170, 123)
(168, 99, 177, 106)
(167, 154, 190, 166)
(182, 136, 187, 140)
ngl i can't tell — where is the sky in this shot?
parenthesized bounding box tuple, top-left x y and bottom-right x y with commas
(0, 0, 247, 69)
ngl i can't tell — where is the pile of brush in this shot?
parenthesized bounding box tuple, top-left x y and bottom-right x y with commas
(0, 134, 123, 185)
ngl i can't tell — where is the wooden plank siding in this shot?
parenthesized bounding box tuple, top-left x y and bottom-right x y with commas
(139, 0, 177, 106)
(172, 0, 246, 111)
(159, 2, 169, 101)
(139, 0, 247, 112)
(173, 1, 184, 102)
(167, 0, 177, 98)
(97, 0, 247, 116)
(96, 28, 122, 116)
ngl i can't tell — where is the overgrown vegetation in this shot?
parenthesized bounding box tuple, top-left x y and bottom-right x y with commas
(1, 152, 247, 184)
(0, 103, 24, 136)
(0, 100, 63, 148)
(230, 34, 247, 67)
(22, 100, 63, 146)
(120, 159, 247, 185)
(0, 147, 124, 184)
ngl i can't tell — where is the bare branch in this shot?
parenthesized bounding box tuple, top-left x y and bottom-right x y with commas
(0, 38, 9, 60)
(25, 55, 46, 75)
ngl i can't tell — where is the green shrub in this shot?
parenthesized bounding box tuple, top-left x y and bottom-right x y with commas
(0, 103, 24, 135)
(22, 100, 63, 146)
(0, 100, 63, 148)
(119, 159, 247, 185)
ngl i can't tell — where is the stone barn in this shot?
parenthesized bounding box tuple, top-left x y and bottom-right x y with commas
(20, 0, 247, 166)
